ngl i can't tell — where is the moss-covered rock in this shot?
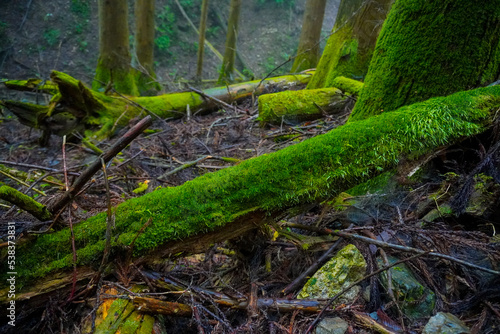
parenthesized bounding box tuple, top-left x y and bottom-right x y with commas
(2, 85, 499, 292)
(350, 0, 500, 121)
(378, 256, 435, 319)
(297, 244, 366, 303)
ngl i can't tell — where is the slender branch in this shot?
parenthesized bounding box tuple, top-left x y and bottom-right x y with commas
(0, 160, 80, 176)
(49, 116, 152, 214)
(62, 135, 78, 301)
(284, 223, 500, 275)
(305, 252, 428, 334)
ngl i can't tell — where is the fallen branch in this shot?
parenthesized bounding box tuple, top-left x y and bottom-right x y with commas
(0, 182, 51, 221)
(49, 115, 152, 215)
(305, 252, 428, 334)
(284, 222, 500, 275)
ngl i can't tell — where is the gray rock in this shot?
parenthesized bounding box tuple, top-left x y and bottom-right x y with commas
(315, 317, 349, 334)
(422, 312, 470, 334)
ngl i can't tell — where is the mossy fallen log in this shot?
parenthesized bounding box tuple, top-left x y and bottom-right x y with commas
(0, 182, 52, 221)
(331, 76, 364, 95)
(1, 71, 312, 139)
(257, 76, 363, 124)
(258, 87, 350, 124)
(2, 85, 500, 303)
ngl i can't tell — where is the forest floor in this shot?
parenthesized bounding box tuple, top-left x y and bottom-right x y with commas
(1, 0, 500, 333)
(1, 85, 500, 333)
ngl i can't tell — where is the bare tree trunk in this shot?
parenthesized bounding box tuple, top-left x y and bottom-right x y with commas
(135, 0, 160, 94)
(93, 0, 138, 96)
(196, 0, 210, 80)
(291, 0, 327, 73)
(218, 0, 241, 84)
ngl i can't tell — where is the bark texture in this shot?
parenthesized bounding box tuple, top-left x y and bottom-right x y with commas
(291, 0, 327, 73)
(218, 0, 241, 84)
(350, 0, 500, 121)
(307, 0, 394, 89)
(196, 0, 210, 79)
(135, 0, 160, 94)
(93, 0, 138, 96)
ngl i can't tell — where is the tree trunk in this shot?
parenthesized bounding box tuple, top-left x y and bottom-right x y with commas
(196, 0, 210, 80)
(307, 0, 394, 89)
(218, 0, 241, 84)
(93, 0, 138, 96)
(291, 0, 327, 73)
(3, 85, 499, 302)
(135, 0, 161, 95)
(350, 0, 500, 121)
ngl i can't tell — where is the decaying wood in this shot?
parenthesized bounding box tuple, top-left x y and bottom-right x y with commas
(1, 71, 311, 139)
(138, 272, 332, 314)
(258, 87, 351, 124)
(0, 182, 52, 221)
(2, 85, 499, 308)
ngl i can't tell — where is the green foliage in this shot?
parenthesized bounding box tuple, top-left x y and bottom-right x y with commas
(43, 28, 61, 46)
(206, 25, 221, 39)
(70, 0, 90, 19)
(155, 5, 176, 54)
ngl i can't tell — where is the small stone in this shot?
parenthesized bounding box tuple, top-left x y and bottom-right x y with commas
(315, 317, 349, 334)
(422, 312, 470, 334)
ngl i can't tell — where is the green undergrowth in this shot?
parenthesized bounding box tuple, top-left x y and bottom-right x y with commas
(4, 86, 500, 289)
(350, 0, 500, 121)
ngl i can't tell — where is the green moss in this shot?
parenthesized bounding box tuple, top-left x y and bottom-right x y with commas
(297, 244, 366, 302)
(350, 0, 500, 121)
(3, 86, 500, 289)
(0, 183, 52, 221)
(331, 76, 364, 95)
(307, 30, 367, 89)
(93, 58, 139, 96)
(258, 88, 346, 124)
(307, 0, 392, 89)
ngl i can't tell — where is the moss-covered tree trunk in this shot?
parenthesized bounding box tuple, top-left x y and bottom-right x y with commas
(291, 0, 327, 73)
(93, 0, 138, 96)
(135, 0, 161, 95)
(349, 0, 500, 121)
(2, 85, 500, 302)
(196, 0, 210, 80)
(218, 0, 241, 84)
(307, 0, 394, 89)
